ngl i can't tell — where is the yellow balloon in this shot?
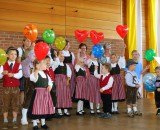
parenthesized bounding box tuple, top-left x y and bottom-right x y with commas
(55, 37, 66, 50)
(0, 48, 7, 65)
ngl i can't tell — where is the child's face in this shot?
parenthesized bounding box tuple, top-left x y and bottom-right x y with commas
(80, 45, 87, 54)
(46, 58, 51, 67)
(24, 39, 31, 48)
(156, 68, 160, 76)
(101, 65, 108, 74)
(39, 60, 47, 70)
(129, 64, 136, 71)
(79, 59, 84, 66)
(132, 52, 139, 61)
(111, 55, 117, 63)
(59, 52, 64, 62)
(8, 50, 17, 62)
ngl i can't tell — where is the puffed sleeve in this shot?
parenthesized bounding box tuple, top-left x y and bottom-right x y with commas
(66, 64, 72, 78)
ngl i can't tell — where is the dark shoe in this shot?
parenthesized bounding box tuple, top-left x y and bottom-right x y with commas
(12, 121, 19, 129)
(41, 124, 49, 130)
(81, 110, 86, 115)
(111, 111, 115, 114)
(134, 111, 142, 116)
(64, 112, 71, 117)
(76, 111, 83, 115)
(98, 113, 106, 118)
(33, 125, 40, 130)
(103, 113, 112, 119)
(2, 122, 9, 130)
(90, 109, 95, 115)
(127, 111, 134, 118)
(96, 109, 101, 114)
(156, 109, 160, 115)
(114, 111, 120, 114)
(52, 113, 62, 118)
(58, 113, 63, 117)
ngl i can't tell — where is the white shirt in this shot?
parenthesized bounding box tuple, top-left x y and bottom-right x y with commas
(17, 47, 24, 57)
(62, 50, 75, 65)
(0, 61, 23, 79)
(51, 58, 72, 78)
(30, 71, 53, 87)
(94, 70, 114, 91)
(111, 56, 125, 69)
(75, 64, 86, 72)
(86, 59, 98, 68)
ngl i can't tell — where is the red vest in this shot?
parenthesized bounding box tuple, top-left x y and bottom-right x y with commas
(3, 62, 20, 87)
(44, 67, 55, 81)
(100, 74, 113, 94)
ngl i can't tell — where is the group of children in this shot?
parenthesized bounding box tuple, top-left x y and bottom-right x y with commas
(0, 38, 160, 130)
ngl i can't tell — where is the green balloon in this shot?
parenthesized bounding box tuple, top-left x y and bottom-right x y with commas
(144, 49, 156, 61)
(0, 48, 7, 65)
(42, 29, 55, 44)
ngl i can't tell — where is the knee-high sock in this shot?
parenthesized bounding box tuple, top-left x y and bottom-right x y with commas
(64, 109, 68, 113)
(58, 109, 62, 114)
(90, 102, 94, 110)
(96, 103, 100, 109)
(77, 100, 81, 112)
(112, 103, 115, 112)
(41, 119, 45, 126)
(81, 101, 84, 111)
(33, 120, 37, 127)
(114, 102, 118, 111)
(22, 108, 28, 120)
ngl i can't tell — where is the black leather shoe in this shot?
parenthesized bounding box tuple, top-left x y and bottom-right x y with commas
(64, 112, 71, 117)
(33, 125, 40, 130)
(41, 124, 49, 130)
(76, 111, 83, 115)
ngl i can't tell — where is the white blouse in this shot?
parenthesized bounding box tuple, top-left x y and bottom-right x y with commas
(75, 64, 86, 72)
(62, 50, 75, 65)
(111, 56, 126, 69)
(86, 59, 98, 68)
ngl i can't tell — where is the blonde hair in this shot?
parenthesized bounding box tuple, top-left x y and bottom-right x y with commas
(77, 57, 84, 65)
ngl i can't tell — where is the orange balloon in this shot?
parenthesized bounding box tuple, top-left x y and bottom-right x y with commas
(23, 24, 38, 42)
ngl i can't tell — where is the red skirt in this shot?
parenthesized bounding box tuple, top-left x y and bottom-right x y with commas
(32, 88, 55, 115)
(55, 74, 72, 108)
(75, 76, 87, 99)
(66, 63, 76, 97)
(112, 74, 126, 102)
(87, 75, 101, 104)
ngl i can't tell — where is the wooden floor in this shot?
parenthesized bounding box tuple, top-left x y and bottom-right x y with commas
(0, 97, 160, 130)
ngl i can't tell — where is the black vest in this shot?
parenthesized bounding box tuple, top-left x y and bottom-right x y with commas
(54, 64, 67, 75)
(76, 68, 86, 77)
(110, 64, 120, 75)
(63, 52, 72, 63)
(34, 73, 48, 88)
(89, 63, 100, 75)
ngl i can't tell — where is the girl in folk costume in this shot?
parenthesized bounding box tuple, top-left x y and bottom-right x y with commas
(52, 51, 72, 116)
(62, 40, 75, 97)
(28, 59, 55, 130)
(75, 57, 87, 115)
(86, 53, 101, 114)
(110, 53, 126, 114)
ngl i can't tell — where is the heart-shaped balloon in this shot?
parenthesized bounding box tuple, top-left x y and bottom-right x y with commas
(116, 25, 128, 39)
(90, 30, 104, 44)
(42, 29, 55, 44)
(34, 42, 49, 61)
(75, 30, 89, 43)
(23, 24, 38, 42)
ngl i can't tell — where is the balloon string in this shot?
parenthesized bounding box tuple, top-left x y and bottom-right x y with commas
(65, 0, 66, 38)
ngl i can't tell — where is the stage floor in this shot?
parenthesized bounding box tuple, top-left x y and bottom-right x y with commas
(0, 97, 160, 130)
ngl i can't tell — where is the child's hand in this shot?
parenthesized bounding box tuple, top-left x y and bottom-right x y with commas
(66, 77, 70, 86)
(8, 73, 14, 77)
(100, 88, 103, 93)
(2, 70, 8, 75)
(145, 65, 150, 70)
(54, 50, 57, 57)
(135, 84, 140, 88)
(95, 66, 98, 70)
(157, 88, 160, 92)
(47, 86, 52, 92)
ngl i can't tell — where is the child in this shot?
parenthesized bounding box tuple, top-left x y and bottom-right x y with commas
(75, 57, 87, 115)
(62, 40, 75, 97)
(94, 63, 114, 119)
(0, 47, 22, 129)
(86, 53, 101, 114)
(28, 59, 55, 130)
(125, 59, 142, 118)
(21, 49, 36, 125)
(110, 53, 126, 114)
(154, 66, 160, 115)
(52, 51, 72, 116)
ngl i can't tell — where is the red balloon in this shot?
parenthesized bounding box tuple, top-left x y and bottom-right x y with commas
(34, 42, 49, 61)
(75, 30, 89, 43)
(23, 24, 38, 42)
(116, 25, 128, 39)
(90, 30, 104, 44)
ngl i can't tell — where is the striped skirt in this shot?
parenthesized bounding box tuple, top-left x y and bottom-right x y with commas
(112, 74, 126, 102)
(32, 88, 55, 115)
(67, 63, 76, 97)
(87, 75, 101, 104)
(75, 76, 87, 99)
(55, 74, 72, 108)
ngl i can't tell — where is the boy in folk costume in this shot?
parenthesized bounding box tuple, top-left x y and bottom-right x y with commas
(52, 51, 72, 116)
(0, 47, 23, 129)
(86, 53, 101, 114)
(94, 64, 114, 119)
(125, 59, 142, 118)
(28, 59, 55, 130)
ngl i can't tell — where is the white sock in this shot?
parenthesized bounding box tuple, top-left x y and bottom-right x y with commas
(41, 119, 45, 126)
(64, 109, 68, 113)
(96, 103, 100, 110)
(81, 101, 84, 111)
(112, 103, 115, 112)
(58, 109, 62, 114)
(127, 108, 132, 113)
(33, 120, 37, 127)
(77, 100, 81, 112)
(133, 107, 138, 112)
(22, 108, 28, 120)
(114, 102, 118, 111)
(90, 102, 94, 110)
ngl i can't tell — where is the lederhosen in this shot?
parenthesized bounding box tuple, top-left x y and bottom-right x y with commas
(154, 76, 160, 108)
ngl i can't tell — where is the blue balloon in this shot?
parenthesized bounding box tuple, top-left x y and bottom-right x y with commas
(92, 44, 104, 58)
(142, 73, 156, 92)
